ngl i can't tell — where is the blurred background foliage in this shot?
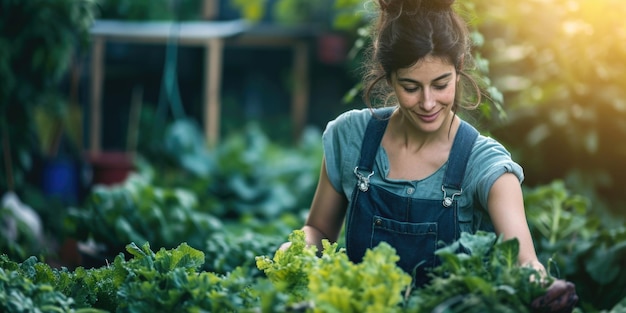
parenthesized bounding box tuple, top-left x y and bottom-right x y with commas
(95, 0, 203, 20)
(0, 0, 97, 191)
(472, 0, 626, 217)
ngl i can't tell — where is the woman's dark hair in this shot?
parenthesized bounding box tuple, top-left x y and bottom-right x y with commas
(362, 0, 481, 110)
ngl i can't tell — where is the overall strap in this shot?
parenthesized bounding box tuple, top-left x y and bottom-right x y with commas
(357, 107, 394, 172)
(354, 107, 394, 192)
(441, 120, 479, 206)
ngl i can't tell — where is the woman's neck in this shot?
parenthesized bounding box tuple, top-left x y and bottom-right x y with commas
(389, 110, 459, 153)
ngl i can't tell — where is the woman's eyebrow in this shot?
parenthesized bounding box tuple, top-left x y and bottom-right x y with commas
(398, 72, 453, 84)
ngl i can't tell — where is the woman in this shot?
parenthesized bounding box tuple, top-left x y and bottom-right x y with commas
(281, 0, 577, 311)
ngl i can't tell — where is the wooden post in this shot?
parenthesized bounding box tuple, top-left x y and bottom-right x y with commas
(205, 38, 224, 147)
(203, 0, 219, 20)
(89, 37, 105, 154)
(292, 41, 309, 142)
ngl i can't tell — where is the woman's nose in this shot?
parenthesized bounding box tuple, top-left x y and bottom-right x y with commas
(419, 89, 436, 111)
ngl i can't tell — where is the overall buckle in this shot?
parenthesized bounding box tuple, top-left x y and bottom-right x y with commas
(441, 185, 462, 207)
(354, 167, 374, 192)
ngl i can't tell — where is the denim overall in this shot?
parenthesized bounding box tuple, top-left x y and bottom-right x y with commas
(345, 108, 479, 287)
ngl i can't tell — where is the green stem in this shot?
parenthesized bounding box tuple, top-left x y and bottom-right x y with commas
(549, 197, 561, 245)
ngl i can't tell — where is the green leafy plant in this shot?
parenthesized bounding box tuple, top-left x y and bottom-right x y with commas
(67, 173, 223, 256)
(137, 120, 323, 221)
(206, 124, 322, 220)
(256, 230, 319, 303)
(524, 181, 626, 311)
(257, 230, 551, 312)
(117, 242, 264, 312)
(203, 228, 284, 275)
(3, 225, 626, 312)
(257, 229, 413, 312)
(0, 254, 108, 313)
(407, 231, 547, 313)
(1, 242, 264, 312)
(310, 241, 411, 313)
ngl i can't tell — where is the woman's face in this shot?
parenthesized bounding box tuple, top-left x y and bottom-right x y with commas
(391, 55, 457, 134)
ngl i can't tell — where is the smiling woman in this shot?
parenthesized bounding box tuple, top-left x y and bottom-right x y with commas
(276, 0, 578, 312)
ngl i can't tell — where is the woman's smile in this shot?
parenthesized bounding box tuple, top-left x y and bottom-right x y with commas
(415, 109, 443, 123)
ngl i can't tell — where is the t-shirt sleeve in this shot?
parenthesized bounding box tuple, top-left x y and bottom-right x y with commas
(470, 136, 525, 209)
(322, 111, 353, 193)
(322, 120, 341, 192)
(321, 109, 370, 194)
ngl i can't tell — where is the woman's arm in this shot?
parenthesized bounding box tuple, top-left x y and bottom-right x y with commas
(280, 156, 348, 253)
(488, 172, 579, 312)
(487, 172, 544, 272)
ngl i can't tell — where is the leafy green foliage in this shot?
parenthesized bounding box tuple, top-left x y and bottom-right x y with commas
(0, 0, 96, 104)
(136, 119, 322, 221)
(203, 228, 283, 275)
(0, 267, 73, 313)
(197, 124, 322, 220)
(1, 242, 265, 312)
(256, 230, 550, 312)
(4, 123, 624, 313)
(119, 242, 237, 312)
(310, 241, 411, 313)
(62, 122, 319, 273)
(67, 174, 223, 254)
(3, 226, 626, 312)
(256, 229, 414, 312)
(408, 231, 546, 313)
(256, 230, 318, 302)
(524, 181, 626, 311)
(524, 181, 593, 247)
(0, 254, 108, 313)
(0, 0, 98, 192)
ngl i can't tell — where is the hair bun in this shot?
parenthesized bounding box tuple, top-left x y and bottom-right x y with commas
(423, 0, 455, 10)
(379, 0, 454, 16)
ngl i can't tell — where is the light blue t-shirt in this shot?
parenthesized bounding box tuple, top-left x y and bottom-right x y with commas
(322, 108, 524, 225)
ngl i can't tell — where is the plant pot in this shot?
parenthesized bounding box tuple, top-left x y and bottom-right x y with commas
(46, 237, 82, 270)
(317, 33, 348, 65)
(41, 157, 79, 204)
(86, 151, 134, 186)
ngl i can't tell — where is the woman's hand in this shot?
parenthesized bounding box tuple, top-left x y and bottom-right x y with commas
(278, 241, 292, 251)
(531, 279, 578, 313)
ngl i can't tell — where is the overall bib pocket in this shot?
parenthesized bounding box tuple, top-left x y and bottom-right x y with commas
(371, 215, 438, 275)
